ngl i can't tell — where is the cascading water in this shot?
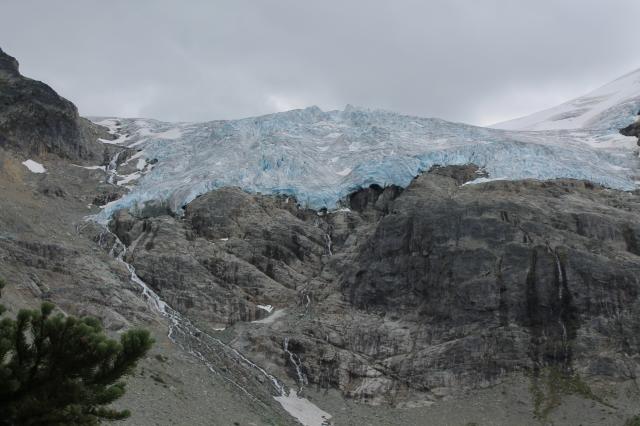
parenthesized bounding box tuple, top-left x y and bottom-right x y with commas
(98, 226, 331, 425)
(106, 232, 284, 395)
(551, 247, 571, 366)
(324, 233, 333, 256)
(283, 337, 308, 392)
(276, 337, 331, 426)
(106, 151, 121, 185)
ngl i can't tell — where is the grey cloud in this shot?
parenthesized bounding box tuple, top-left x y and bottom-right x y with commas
(1, 0, 639, 125)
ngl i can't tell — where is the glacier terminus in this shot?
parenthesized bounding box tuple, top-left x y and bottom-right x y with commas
(92, 68, 640, 221)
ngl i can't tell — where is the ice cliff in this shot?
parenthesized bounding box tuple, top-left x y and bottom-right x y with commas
(92, 70, 640, 221)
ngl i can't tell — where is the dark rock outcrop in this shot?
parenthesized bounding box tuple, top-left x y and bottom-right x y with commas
(0, 47, 109, 160)
(620, 110, 640, 145)
(338, 175, 640, 398)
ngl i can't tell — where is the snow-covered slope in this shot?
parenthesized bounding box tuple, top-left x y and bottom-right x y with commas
(91, 71, 640, 221)
(494, 68, 640, 131)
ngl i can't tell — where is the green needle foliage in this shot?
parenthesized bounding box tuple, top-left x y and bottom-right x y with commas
(0, 279, 154, 425)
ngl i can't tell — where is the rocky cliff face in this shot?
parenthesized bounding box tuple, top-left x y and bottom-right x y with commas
(0, 47, 108, 160)
(621, 112, 640, 145)
(0, 47, 301, 425)
(110, 165, 640, 407)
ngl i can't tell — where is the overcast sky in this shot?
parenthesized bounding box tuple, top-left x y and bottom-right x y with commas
(2, 0, 640, 125)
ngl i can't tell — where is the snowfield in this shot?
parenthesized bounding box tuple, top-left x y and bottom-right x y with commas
(494, 68, 640, 131)
(90, 69, 640, 221)
(274, 390, 332, 426)
(22, 159, 46, 173)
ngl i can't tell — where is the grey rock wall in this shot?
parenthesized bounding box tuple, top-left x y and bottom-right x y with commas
(110, 167, 640, 405)
(0, 47, 109, 160)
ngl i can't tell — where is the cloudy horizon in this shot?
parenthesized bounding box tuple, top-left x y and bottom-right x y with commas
(2, 0, 640, 125)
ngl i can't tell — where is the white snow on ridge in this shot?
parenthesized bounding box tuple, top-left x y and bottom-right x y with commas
(88, 69, 640, 222)
(494, 68, 640, 131)
(22, 159, 46, 173)
(99, 134, 130, 145)
(96, 118, 131, 145)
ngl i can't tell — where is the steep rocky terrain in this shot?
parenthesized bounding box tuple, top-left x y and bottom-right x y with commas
(0, 48, 299, 425)
(110, 166, 640, 410)
(2, 44, 640, 425)
(0, 47, 109, 160)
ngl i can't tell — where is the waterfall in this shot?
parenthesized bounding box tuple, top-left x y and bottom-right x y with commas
(551, 247, 571, 365)
(324, 233, 333, 256)
(552, 249, 563, 301)
(106, 151, 122, 184)
(99, 225, 332, 425)
(283, 336, 308, 391)
(103, 229, 286, 397)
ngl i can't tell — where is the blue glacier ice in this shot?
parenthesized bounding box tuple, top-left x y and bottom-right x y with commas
(90, 75, 640, 222)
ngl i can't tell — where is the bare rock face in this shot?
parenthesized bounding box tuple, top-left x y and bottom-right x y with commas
(621, 115, 640, 146)
(0, 48, 300, 423)
(0, 47, 108, 160)
(620, 109, 640, 148)
(109, 188, 330, 328)
(110, 167, 640, 406)
(337, 174, 640, 399)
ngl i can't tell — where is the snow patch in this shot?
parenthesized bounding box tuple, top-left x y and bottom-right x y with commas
(22, 159, 46, 173)
(274, 390, 332, 426)
(73, 164, 106, 171)
(257, 304, 274, 313)
(462, 177, 508, 186)
(252, 309, 286, 324)
(99, 133, 129, 145)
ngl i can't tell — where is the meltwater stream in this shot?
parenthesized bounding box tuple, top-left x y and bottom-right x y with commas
(284, 337, 309, 391)
(101, 228, 332, 426)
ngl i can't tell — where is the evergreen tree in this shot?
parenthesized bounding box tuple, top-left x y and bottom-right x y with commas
(0, 279, 154, 425)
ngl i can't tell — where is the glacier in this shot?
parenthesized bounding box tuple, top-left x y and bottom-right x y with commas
(91, 71, 640, 221)
(494, 68, 640, 131)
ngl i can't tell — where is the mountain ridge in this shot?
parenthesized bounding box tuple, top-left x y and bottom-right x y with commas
(2, 45, 640, 425)
(0, 47, 110, 161)
(494, 67, 640, 131)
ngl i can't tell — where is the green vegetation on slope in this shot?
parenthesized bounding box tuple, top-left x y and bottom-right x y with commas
(0, 279, 153, 425)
